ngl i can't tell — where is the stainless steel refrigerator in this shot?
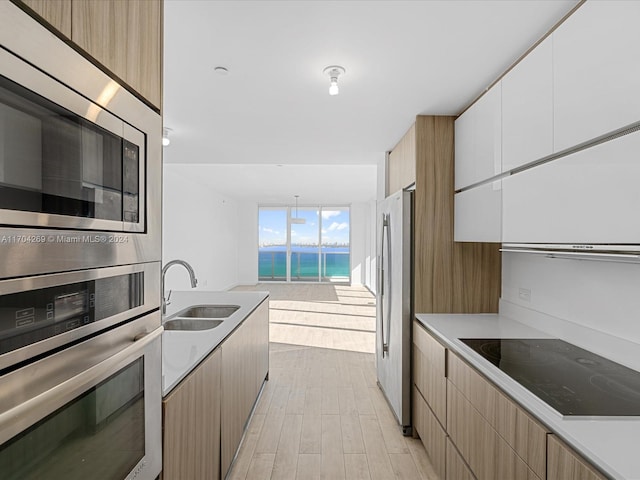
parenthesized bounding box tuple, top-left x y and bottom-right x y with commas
(376, 188, 413, 435)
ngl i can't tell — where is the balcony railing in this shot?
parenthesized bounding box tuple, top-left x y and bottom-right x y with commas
(258, 250, 350, 281)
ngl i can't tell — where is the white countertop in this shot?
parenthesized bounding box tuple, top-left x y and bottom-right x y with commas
(162, 290, 269, 396)
(415, 313, 640, 480)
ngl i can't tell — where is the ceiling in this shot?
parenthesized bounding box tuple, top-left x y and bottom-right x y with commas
(164, 163, 378, 204)
(162, 0, 578, 202)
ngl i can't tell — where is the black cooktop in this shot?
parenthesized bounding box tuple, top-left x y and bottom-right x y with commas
(460, 338, 640, 417)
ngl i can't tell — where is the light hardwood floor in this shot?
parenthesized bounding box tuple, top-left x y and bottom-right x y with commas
(229, 284, 438, 480)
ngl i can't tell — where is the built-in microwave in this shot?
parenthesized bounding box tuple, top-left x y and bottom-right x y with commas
(0, 47, 145, 233)
(0, 3, 161, 279)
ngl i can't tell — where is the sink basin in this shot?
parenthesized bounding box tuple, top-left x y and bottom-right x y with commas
(175, 305, 240, 319)
(164, 319, 223, 331)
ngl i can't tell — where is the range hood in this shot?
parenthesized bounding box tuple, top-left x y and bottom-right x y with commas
(500, 243, 640, 263)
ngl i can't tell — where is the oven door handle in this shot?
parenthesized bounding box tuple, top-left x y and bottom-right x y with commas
(0, 325, 163, 446)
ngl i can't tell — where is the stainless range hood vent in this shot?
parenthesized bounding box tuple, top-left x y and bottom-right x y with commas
(501, 244, 640, 263)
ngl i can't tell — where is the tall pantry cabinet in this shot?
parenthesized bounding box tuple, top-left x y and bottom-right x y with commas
(387, 115, 502, 315)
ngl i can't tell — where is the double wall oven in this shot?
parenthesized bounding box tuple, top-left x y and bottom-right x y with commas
(0, 3, 162, 480)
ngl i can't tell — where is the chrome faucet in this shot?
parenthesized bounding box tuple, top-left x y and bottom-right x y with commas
(161, 260, 198, 314)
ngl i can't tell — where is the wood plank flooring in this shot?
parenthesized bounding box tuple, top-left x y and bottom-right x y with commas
(229, 284, 438, 480)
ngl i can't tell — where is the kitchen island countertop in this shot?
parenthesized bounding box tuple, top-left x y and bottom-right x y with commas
(162, 290, 268, 396)
(415, 313, 640, 480)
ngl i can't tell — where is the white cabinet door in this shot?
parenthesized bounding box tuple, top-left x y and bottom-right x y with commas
(553, 1, 640, 152)
(455, 84, 501, 190)
(454, 181, 501, 242)
(502, 131, 640, 244)
(502, 36, 553, 172)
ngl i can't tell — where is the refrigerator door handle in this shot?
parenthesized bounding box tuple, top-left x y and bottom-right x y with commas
(381, 214, 390, 357)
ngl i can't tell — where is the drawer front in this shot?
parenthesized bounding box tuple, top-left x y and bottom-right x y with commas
(446, 437, 476, 480)
(413, 322, 447, 425)
(448, 352, 547, 478)
(447, 381, 541, 480)
(413, 385, 446, 480)
(547, 435, 607, 480)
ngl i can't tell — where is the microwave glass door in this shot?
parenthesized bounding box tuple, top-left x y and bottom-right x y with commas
(0, 69, 143, 232)
(0, 358, 145, 479)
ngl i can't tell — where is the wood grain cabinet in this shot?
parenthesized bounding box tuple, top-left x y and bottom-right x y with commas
(14, 0, 162, 109)
(163, 348, 222, 480)
(412, 322, 447, 478)
(448, 352, 548, 479)
(72, 0, 162, 109)
(547, 435, 607, 480)
(446, 438, 475, 480)
(413, 322, 446, 425)
(19, 0, 71, 37)
(221, 300, 270, 477)
(387, 123, 416, 195)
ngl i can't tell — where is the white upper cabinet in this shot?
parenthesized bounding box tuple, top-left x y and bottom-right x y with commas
(502, 36, 553, 172)
(454, 181, 502, 243)
(553, 1, 640, 152)
(455, 84, 501, 190)
(502, 130, 640, 244)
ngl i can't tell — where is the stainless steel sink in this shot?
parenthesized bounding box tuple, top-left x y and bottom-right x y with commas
(175, 305, 240, 319)
(164, 319, 223, 331)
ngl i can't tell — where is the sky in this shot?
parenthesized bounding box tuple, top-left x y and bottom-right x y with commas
(259, 207, 349, 246)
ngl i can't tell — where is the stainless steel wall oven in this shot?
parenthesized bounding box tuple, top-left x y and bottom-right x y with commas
(0, 4, 163, 480)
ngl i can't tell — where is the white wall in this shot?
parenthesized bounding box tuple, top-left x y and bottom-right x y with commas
(350, 203, 367, 285)
(237, 201, 259, 285)
(163, 165, 239, 292)
(502, 252, 640, 345)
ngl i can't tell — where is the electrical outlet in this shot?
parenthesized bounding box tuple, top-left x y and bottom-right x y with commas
(519, 288, 531, 302)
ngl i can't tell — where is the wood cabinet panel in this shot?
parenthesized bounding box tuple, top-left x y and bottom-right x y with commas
(221, 299, 269, 477)
(163, 348, 221, 480)
(387, 123, 416, 195)
(448, 352, 548, 479)
(71, 0, 162, 108)
(446, 437, 476, 480)
(447, 381, 540, 480)
(412, 321, 446, 426)
(414, 116, 455, 313)
(125, 0, 162, 108)
(547, 435, 607, 480)
(452, 242, 501, 313)
(72, 0, 128, 81)
(253, 300, 270, 391)
(221, 319, 254, 476)
(413, 385, 446, 480)
(19, 0, 71, 37)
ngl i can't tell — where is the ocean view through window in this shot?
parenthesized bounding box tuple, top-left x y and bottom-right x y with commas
(259, 206, 350, 282)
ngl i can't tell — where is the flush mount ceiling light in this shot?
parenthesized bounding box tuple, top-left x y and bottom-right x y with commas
(291, 195, 306, 224)
(323, 65, 345, 96)
(162, 127, 172, 147)
(214, 66, 229, 75)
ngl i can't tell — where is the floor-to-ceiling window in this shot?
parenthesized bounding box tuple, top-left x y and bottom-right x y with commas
(257, 207, 288, 281)
(258, 205, 350, 282)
